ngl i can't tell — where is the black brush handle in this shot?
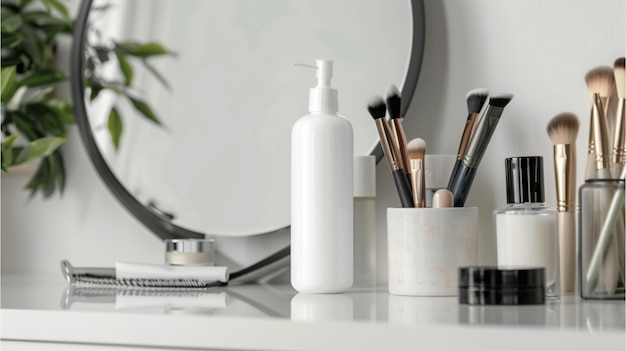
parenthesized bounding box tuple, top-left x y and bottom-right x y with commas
(393, 169, 414, 208)
(447, 163, 477, 207)
(447, 159, 462, 189)
(405, 172, 412, 193)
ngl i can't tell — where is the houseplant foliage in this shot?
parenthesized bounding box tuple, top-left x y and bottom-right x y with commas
(1, 0, 171, 197)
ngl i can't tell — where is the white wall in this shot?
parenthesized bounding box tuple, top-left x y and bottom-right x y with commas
(2, 0, 625, 282)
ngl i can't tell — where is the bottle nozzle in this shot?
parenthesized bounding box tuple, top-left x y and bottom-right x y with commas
(295, 60, 334, 87)
(295, 59, 338, 113)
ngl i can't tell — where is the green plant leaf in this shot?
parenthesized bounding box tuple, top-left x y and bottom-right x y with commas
(1, 31, 23, 48)
(51, 149, 65, 193)
(24, 103, 66, 137)
(22, 11, 66, 26)
(0, 52, 25, 68)
(18, 68, 66, 87)
(14, 136, 65, 165)
(26, 156, 56, 197)
(43, 98, 74, 124)
(129, 97, 161, 125)
(1, 14, 23, 32)
(116, 52, 133, 86)
(14, 111, 46, 138)
(41, 0, 69, 19)
(22, 11, 72, 36)
(1, 4, 17, 19)
(1, 134, 19, 171)
(89, 80, 103, 100)
(117, 41, 170, 58)
(19, 0, 34, 9)
(107, 107, 122, 149)
(18, 24, 45, 68)
(1, 66, 17, 103)
(25, 158, 46, 196)
(12, 111, 40, 140)
(142, 59, 171, 90)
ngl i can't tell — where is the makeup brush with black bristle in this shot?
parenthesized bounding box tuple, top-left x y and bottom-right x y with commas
(584, 66, 615, 180)
(447, 93, 514, 207)
(367, 97, 414, 208)
(407, 138, 426, 207)
(386, 84, 411, 189)
(546, 112, 579, 293)
(448, 88, 489, 189)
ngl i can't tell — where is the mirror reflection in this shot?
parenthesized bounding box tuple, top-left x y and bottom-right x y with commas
(83, 0, 415, 236)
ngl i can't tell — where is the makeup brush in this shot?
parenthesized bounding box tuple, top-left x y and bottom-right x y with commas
(407, 138, 426, 207)
(448, 89, 489, 189)
(612, 58, 625, 178)
(368, 97, 414, 208)
(590, 92, 619, 295)
(585, 67, 615, 180)
(447, 93, 514, 207)
(611, 57, 625, 283)
(386, 84, 411, 188)
(546, 112, 579, 293)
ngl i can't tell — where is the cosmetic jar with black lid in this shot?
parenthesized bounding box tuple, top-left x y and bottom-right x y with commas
(459, 266, 545, 305)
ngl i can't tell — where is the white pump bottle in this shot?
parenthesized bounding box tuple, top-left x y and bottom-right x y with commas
(291, 59, 354, 293)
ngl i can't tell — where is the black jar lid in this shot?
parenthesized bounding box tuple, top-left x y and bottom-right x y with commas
(459, 266, 545, 305)
(505, 156, 545, 204)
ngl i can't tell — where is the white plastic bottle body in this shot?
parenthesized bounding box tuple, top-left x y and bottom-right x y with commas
(291, 113, 354, 293)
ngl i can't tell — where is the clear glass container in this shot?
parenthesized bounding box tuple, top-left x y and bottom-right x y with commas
(578, 179, 625, 300)
(495, 203, 559, 296)
(494, 156, 559, 297)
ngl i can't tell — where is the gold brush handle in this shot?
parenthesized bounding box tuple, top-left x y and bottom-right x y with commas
(558, 212, 576, 293)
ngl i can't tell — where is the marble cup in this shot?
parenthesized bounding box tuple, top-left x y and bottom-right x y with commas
(387, 207, 478, 296)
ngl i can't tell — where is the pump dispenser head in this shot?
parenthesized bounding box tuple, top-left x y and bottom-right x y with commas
(296, 59, 338, 114)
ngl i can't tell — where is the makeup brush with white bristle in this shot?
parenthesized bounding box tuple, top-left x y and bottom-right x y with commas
(585, 67, 618, 294)
(584, 67, 615, 180)
(611, 57, 625, 284)
(546, 113, 579, 293)
(407, 138, 426, 208)
(448, 89, 489, 189)
(586, 66, 615, 115)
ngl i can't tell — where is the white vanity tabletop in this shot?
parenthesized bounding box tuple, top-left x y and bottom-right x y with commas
(1, 274, 625, 351)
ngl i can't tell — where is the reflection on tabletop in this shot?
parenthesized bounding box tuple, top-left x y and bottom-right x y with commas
(55, 280, 625, 331)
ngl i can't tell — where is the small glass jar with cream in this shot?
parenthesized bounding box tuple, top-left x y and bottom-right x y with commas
(165, 238, 215, 266)
(494, 156, 559, 297)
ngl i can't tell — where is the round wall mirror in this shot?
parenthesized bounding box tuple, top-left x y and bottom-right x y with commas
(71, 0, 425, 241)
